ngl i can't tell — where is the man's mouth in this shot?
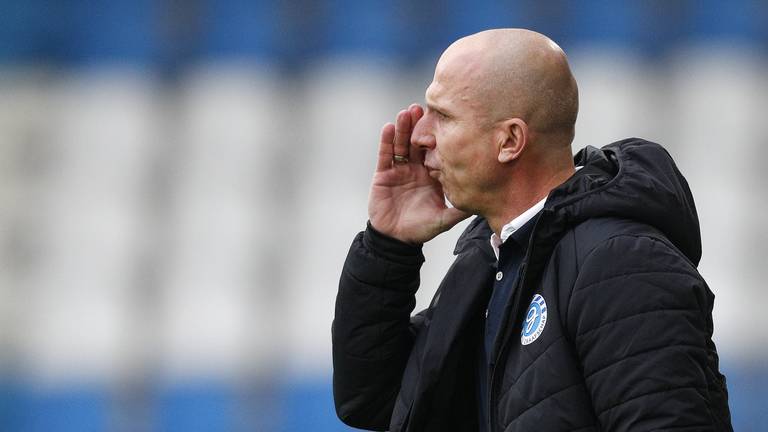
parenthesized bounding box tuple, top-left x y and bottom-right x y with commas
(426, 167, 440, 179)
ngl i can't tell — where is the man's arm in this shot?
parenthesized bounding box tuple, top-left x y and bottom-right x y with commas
(568, 234, 728, 431)
(332, 224, 425, 430)
(332, 105, 470, 429)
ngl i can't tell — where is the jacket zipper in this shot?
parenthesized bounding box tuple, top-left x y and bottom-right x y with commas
(485, 208, 552, 431)
(487, 262, 528, 432)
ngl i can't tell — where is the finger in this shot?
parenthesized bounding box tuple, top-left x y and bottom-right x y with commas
(408, 103, 424, 122)
(393, 109, 411, 159)
(376, 122, 395, 171)
(408, 104, 426, 163)
(441, 207, 472, 231)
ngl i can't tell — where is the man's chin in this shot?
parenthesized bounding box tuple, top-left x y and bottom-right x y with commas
(442, 185, 470, 213)
(445, 194, 478, 215)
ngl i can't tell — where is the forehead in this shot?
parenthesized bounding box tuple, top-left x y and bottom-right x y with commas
(431, 45, 488, 95)
(426, 59, 485, 114)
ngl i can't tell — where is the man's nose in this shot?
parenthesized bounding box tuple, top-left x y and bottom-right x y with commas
(411, 115, 436, 150)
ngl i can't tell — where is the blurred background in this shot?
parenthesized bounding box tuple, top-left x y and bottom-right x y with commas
(1, 0, 767, 430)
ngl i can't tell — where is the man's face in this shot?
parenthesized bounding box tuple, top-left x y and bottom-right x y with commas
(412, 63, 501, 213)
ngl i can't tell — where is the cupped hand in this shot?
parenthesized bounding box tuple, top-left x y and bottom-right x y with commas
(368, 104, 470, 244)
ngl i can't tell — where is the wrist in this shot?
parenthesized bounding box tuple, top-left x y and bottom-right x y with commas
(365, 221, 424, 265)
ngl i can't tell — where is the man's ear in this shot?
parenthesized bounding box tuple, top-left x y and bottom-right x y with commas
(497, 118, 528, 163)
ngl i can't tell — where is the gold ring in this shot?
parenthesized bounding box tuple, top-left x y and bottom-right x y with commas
(393, 154, 409, 164)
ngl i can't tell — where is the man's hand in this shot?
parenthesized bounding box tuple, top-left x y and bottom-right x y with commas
(368, 104, 470, 244)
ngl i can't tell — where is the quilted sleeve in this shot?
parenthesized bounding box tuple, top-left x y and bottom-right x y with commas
(567, 234, 723, 431)
(332, 225, 425, 430)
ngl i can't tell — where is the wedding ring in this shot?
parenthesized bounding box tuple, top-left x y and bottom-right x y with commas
(393, 154, 409, 164)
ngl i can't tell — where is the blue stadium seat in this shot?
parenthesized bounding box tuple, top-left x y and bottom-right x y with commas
(58, 0, 157, 66)
(6, 383, 109, 432)
(157, 381, 238, 432)
(197, 0, 281, 62)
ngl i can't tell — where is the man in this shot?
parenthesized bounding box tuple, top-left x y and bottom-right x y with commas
(332, 28, 732, 431)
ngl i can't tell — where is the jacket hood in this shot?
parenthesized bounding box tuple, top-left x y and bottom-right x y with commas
(546, 137, 702, 264)
(456, 138, 702, 265)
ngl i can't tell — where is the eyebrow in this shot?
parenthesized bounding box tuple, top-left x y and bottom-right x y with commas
(426, 101, 453, 117)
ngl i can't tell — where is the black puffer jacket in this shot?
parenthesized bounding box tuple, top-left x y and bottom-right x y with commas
(333, 138, 732, 431)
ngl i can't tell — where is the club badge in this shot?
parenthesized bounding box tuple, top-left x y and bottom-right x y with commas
(521, 294, 547, 345)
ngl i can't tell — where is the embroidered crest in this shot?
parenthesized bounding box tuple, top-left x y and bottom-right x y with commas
(521, 294, 547, 345)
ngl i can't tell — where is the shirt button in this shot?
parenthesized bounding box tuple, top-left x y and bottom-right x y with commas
(496, 271, 503, 281)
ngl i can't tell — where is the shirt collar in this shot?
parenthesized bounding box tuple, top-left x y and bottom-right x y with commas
(488, 166, 584, 260)
(489, 197, 546, 260)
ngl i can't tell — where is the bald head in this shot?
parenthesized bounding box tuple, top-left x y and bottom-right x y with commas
(436, 29, 578, 143)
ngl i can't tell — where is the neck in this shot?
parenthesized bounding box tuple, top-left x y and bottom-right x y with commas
(484, 163, 575, 237)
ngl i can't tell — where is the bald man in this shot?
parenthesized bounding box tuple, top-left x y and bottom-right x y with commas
(333, 29, 732, 432)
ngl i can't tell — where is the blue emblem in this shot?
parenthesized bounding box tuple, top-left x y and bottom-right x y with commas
(521, 294, 547, 345)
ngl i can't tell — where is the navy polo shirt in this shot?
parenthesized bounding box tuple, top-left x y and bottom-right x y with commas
(478, 213, 540, 432)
